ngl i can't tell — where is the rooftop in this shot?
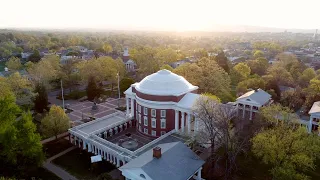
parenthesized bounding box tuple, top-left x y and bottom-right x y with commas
(134, 69, 198, 96)
(120, 141, 205, 180)
(309, 101, 320, 114)
(237, 88, 271, 106)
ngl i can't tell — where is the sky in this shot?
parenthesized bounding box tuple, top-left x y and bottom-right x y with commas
(0, 0, 319, 31)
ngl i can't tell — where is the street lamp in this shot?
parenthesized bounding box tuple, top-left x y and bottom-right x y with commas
(117, 72, 120, 108)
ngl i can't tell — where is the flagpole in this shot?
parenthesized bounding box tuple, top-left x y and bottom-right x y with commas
(117, 72, 120, 108)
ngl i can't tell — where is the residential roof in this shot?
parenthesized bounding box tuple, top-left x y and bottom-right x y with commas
(120, 142, 204, 180)
(309, 101, 320, 114)
(237, 88, 271, 106)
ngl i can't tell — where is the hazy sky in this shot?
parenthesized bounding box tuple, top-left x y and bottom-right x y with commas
(1, 0, 319, 31)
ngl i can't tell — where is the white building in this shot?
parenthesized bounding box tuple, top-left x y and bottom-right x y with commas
(235, 89, 272, 120)
(308, 101, 320, 134)
(122, 47, 136, 72)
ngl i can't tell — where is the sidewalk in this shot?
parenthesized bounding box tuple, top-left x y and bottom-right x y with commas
(43, 146, 78, 180)
(41, 132, 69, 144)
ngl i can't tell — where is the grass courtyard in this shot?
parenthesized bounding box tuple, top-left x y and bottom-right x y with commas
(52, 148, 116, 180)
(43, 138, 73, 158)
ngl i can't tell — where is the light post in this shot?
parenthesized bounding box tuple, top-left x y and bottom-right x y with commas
(117, 72, 120, 108)
(61, 80, 65, 111)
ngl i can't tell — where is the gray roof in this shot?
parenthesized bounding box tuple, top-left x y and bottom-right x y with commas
(309, 101, 320, 114)
(120, 142, 204, 180)
(237, 88, 271, 106)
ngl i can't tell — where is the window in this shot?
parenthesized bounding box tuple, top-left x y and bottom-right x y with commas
(139, 125, 142, 131)
(144, 107, 148, 115)
(161, 131, 166, 136)
(138, 114, 141, 124)
(136, 112, 138, 120)
(136, 103, 138, 110)
(138, 105, 141, 113)
(161, 110, 166, 117)
(161, 119, 166, 129)
(144, 116, 148, 126)
(151, 118, 156, 128)
(151, 109, 156, 117)
(152, 130, 156, 136)
(144, 128, 148, 134)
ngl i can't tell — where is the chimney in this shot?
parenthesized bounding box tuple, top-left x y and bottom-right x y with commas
(153, 147, 161, 159)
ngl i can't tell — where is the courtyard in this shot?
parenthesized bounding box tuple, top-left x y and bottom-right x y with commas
(67, 98, 126, 126)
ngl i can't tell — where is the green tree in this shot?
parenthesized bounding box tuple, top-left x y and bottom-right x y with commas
(28, 50, 41, 63)
(5, 57, 22, 71)
(246, 57, 269, 76)
(253, 50, 264, 59)
(230, 62, 251, 84)
(86, 76, 102, 101)
(102, 43, 113, 54)
(252, 127, 320, 180)
(34, 83, 48, 113)
(298, 68, 316, 88)
(280, 89, 304, 111)
(160, 64, 174, 71)
(120, 77, 135, 94)
(236, 76, 266, 94)
(173, 63, 202, 86)
(41, 105, 70, 139)
(214, 51, 230, 73)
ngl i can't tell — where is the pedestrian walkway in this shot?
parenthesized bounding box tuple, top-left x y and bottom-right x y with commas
(41, 132, 69, 144)
(43, 146, 78, 180)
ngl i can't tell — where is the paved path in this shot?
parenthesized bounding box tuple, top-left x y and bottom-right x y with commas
(41, 132, 69, 144)
(43, 146, 78, 180)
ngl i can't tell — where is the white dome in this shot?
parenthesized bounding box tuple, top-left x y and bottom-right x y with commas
(135, 69, 198, 96)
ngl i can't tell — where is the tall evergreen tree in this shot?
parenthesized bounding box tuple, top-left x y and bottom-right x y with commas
(86, 76, 101, 101)
(34, 83, 48, 113)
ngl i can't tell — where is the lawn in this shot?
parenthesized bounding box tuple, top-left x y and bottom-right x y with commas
(43, 138, 73, 158)
(0, 165, 61, 180)
(52, 149, 116, 180)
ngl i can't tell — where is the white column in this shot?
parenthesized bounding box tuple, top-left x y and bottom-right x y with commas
(187, 113, 191, 134)
(88, 143, 92, 152)
(74, 136, 77, 145)
(242, 104, 246, 119)
(309, 116, 313, 133)
(197, 167, 202, 180)
(126, 98, 129, 116)
(249, 105, 253, 120)
(130, 98, 134, 116)
(181, 112, 185, 132)
(194, 117, 199, 135)
(116, 156, 120, 167)
(83, 141, 86, 150)
(107, 152, 109, 160)
(175, 110, 179, 131)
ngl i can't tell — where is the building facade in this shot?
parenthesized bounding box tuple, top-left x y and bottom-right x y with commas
(124, 69, 202, 137)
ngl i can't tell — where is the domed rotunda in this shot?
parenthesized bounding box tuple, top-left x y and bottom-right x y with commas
(124, 69, 201, 137)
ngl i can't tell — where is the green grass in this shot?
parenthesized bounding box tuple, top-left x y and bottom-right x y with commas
(0, 61, 6, 71)
(43, 138, 73, 158)
(52, 149, 116, 180)
(0, 166, 61, 180)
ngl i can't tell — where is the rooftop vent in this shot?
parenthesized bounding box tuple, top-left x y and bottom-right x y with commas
(153, 146, 161, 159)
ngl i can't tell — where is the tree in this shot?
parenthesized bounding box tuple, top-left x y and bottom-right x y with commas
(173, 63, 202, 86)
(280, 89, 304, 111)
(28, 50, 41, 63)
(197, 58, 233, 102)
(41, 105, 70, 139)
(264, 66, 294, 87)
(253, 50, 264, 59)
(298, 68, 316, 88)
(236, 76, 266, 94)
(86, 76, 102, 101)
(5, 57, 22, 71)
(246, 57, 269, 76)
(120, 77, 135, 94)
(276, 53, 299, 68)
(34, 83, 48, 113)
(160, 64, 174, 71)
(230, 63, 251, 84)
(5, 72, 34, 108)
(0, 90, 44, 170)
(193, 94, 250, 179)
(252, 127, 320, 180)
(214, 51, 230, 73)
(102, 43, 113, 54)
